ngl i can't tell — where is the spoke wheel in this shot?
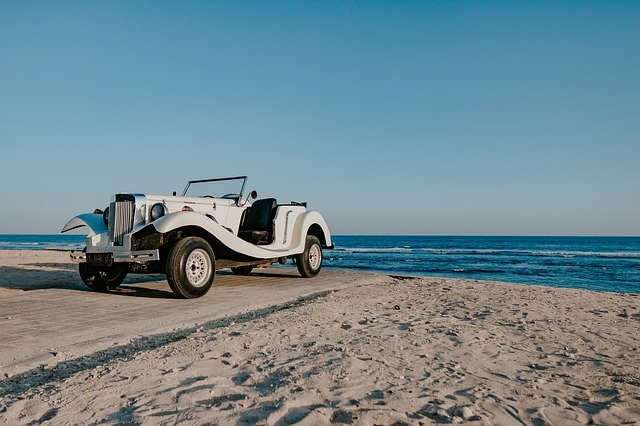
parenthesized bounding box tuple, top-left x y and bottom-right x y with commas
(166, 237, 216, 298)
(186, 249, 212, 288)
(296, 235, 323, 278)
(308, 244, 321, 270)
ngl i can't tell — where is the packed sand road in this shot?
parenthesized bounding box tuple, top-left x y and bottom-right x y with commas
(0, 250, 389, 374)
(1, 249, 640, 425)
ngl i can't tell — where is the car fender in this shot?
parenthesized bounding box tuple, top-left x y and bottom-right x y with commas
(61, 213, 107, 236)
(290, 211, 333, 250)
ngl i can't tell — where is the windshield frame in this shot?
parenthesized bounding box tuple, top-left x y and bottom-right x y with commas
(181, 176, 248, 200)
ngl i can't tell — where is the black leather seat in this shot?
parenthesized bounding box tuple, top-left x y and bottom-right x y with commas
(238, 198, 278, 245)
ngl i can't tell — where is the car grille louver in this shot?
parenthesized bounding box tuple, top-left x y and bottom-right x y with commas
(108, 199, 135, 246)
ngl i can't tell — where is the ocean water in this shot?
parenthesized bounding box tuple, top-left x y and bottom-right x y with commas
(0, 234, 86, 251)
(328, 236, 640, 294)
(1, 234, 639, 294)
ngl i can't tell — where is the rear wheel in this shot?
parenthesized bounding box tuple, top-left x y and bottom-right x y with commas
(79, 263, 127, 291)
(231, 266, 254, 275)
(166, 237, 216, 298)
(296, 235, 323, 278)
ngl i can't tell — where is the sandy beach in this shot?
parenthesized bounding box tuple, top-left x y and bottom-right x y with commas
(1, 250, 639, 425)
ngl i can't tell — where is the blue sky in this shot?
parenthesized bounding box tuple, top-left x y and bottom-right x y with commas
(1, 1, 638, 235)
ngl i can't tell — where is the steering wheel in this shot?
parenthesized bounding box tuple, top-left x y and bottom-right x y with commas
(203, 195, 214, 198)
(221, 193, 239, 199)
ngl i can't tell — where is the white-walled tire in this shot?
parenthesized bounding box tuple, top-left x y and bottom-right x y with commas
(79, 263, 127, 291)
(296, 235, 323, 278)
(166, 237, 215, 298)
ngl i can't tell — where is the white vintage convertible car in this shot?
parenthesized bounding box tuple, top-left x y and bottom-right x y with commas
(61, 176, 333, 298)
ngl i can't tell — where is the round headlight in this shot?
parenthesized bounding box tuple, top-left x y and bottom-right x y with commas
(150, 203, 166, 221)
(103, 206, 110, 227)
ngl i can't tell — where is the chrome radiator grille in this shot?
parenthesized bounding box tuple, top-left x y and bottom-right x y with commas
(108, 200, 135, 246)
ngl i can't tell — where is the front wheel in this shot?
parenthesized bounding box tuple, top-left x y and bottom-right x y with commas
(166, 237, 216, 298)
(296, 235, 323, 278)
(79, 263, 127, 291)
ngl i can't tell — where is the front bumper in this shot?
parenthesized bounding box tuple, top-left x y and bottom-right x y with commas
(70, 249, 159, 263)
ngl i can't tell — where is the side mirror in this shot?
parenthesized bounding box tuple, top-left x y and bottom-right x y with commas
(250, 190, 258, 199)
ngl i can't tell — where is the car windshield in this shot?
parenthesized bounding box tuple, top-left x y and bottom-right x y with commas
(182, 176, 247, 198)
